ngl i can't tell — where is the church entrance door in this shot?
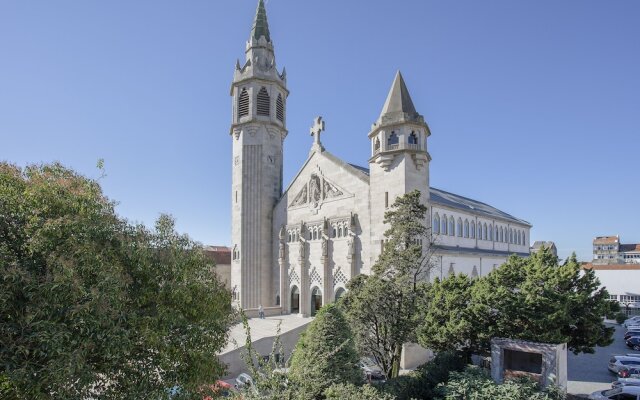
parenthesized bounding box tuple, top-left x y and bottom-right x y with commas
(290, 286, 299, 314)
(311, 287, 322, 317)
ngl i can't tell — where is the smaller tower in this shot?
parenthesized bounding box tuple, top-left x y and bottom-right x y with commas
(368, 72, 431, 263)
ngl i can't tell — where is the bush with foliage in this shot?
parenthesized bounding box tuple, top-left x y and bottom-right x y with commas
(289, 303, 362, 399)
(380, 351, 467, 400)
(0, 162, 233, 399)
(616, 312, 628, 324)
(323, 382, 395, 400)
(437, 366, 566, 400)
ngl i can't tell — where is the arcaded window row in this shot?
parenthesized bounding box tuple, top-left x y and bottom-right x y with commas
(432, 213, 527, 246)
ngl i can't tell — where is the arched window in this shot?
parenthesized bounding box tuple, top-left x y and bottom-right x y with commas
(448, 216, 455, 236)
(338, 226, 343, 238)
(312, 229, 317, 240)
(522, 231, 526, 245)
(276, 93, 284, 122)
(482, 223, 487, 240)
(470, 221, 476, 239)
(433, 214, 440, 234)
(464, 220, 469, 238)
(374, 137, 381, 153)
(408, 131, 418, 145)
(510, 229, 513, 244)
(238, 88, 249, 118)
(288, 233, 292, 242)
(257, 87, 270, 116)
(457, 218, 462, 237)
(442, 214, 448, 235)
(488, 225, 493, 241)
(335, 287, 346, 301)
(517, 231, 521, 245)
(388, 132, 399, 146)
(477, 223, 482, 240)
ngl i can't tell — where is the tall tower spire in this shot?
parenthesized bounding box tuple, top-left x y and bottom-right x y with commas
(251, 0, 271, 42)
(230, 0, 288, 310)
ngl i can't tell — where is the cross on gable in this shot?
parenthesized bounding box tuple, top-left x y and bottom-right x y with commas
(310, 116, 325, 146)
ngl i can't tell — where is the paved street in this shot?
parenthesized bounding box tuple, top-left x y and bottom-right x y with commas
(567, 323, 639, 397)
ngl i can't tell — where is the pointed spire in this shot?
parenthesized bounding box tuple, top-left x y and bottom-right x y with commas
(380, 71, 417, 117)
(251, 0, 271, 42)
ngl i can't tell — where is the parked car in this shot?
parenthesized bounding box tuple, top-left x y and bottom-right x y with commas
(589, 385, 640, 399)
(613, 378, 640, 389)
(619, 366, 640, 379)
(234, 373, 254, 390)
(358, 357, 385, 381)
(625, 331, 640, 340)
(624, 316, 640, 328)
(609, 356, 640, 374)
(628, 337, 640, 351)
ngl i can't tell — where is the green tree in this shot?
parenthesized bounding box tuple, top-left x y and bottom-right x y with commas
(417, 273, 478, 355)
(418, 246, 616, 356)
(341, 190, 434, 378)
(289, 303, 362, 399)
(0, 162, 233, 399)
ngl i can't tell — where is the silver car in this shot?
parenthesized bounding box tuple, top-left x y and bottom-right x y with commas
(590, 385, 640, 399)
(608, 356, 640, 374)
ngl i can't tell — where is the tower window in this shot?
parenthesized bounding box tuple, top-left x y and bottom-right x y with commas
(374, 138, 381, 153)
(388, 132, 399, 146)
(409, 131, 418, 145)
(257, 87, 270, 116)
(238, 88, 249, 118)
(276, 93, 284, 122)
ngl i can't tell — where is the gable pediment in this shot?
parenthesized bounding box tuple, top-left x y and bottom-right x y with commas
(289, 173, 349, 209)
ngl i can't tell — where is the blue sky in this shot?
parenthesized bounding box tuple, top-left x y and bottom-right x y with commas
(1, 0, 639, 262)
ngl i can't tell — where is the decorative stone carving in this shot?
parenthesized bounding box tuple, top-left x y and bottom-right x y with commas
(323, 180, 343, 199)
(322, 236, 328, 257)
(290, 185, 307, 207)
(309, 174, 321, 206)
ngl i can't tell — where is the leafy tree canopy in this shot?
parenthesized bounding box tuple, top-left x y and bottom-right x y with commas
(0, 162, 233, 399)
(417, 246, 617, 356)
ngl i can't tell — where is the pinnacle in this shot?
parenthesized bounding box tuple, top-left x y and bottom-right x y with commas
(251, 0, 271, 42)
(379, 71, 417, 118)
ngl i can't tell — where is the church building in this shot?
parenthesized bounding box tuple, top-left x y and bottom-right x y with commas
(230, 1, 531, 316)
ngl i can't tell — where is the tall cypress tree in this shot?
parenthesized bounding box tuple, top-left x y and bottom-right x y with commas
(289, 304, 362, 399)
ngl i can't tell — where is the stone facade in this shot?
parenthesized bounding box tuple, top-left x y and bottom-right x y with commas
(230, 1, 532, 316)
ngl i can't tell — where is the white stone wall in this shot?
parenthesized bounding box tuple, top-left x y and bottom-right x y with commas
(272, 150, 371, 316)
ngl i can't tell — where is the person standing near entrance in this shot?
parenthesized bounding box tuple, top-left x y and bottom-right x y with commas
(258, 304, 265, 319)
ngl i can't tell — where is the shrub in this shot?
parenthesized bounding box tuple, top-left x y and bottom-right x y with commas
(323, 383, 395, 400)
(616, 312, 628, 324)
(437, 366, 566, 400)
(380, 351, 466, 400)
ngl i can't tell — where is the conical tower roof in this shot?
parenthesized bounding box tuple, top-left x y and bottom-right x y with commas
(380, 71, 417, 117)
(374, 71, 424, 128)
(251, 0, 271, 42)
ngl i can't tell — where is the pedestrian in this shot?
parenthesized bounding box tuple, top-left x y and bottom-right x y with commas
(258, 304, 265, 319)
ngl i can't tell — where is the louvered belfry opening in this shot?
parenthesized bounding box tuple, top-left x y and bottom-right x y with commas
(238, 88, 249, 118)
(276, 93, 284, 122)
(257, 87, 270, 116)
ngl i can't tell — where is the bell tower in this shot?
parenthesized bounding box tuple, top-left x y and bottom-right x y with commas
(230, 0, 288, 309)
(368, 71, 431, 264)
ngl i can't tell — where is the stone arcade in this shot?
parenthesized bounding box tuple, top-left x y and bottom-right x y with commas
(230, 1, 532, 316)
